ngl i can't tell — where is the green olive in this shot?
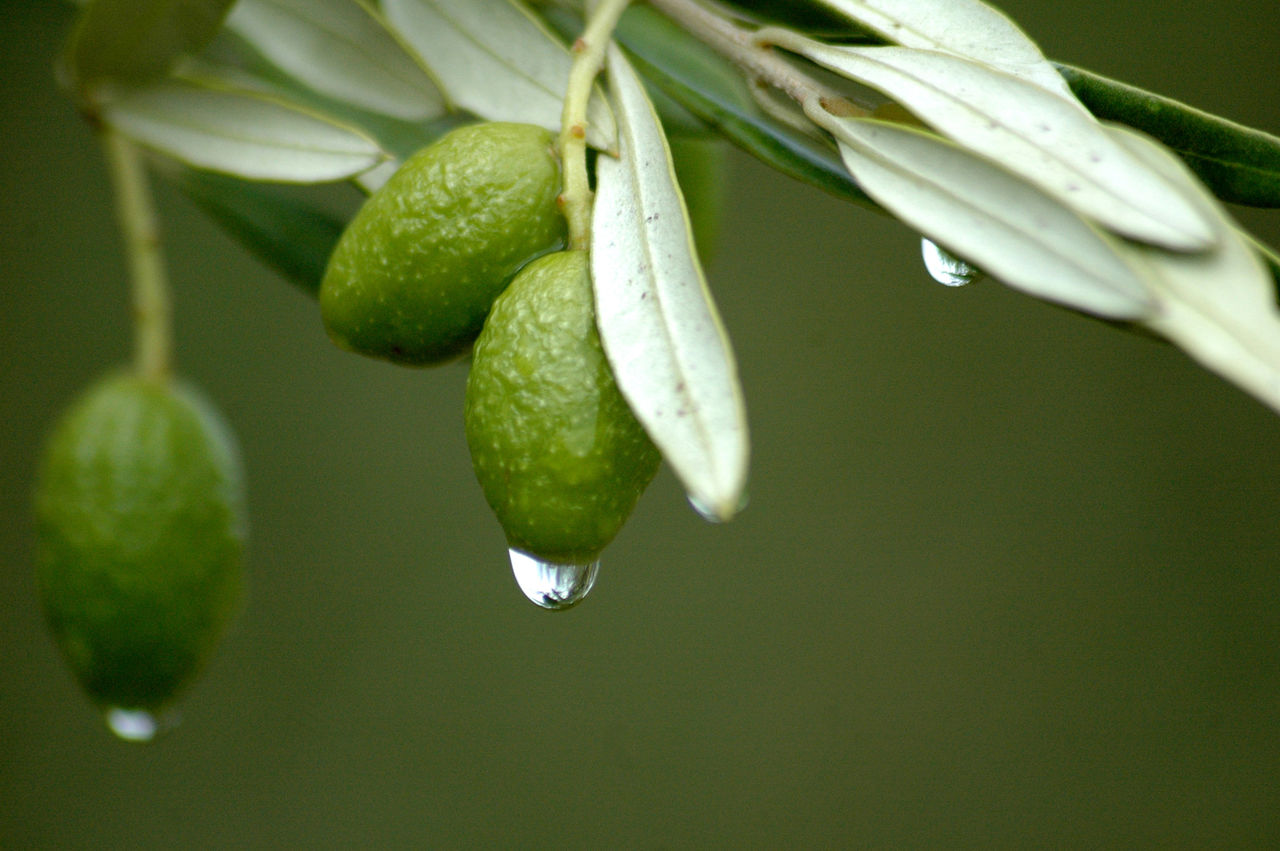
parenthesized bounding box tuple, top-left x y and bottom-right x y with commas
(465, 250, 661, 565)
(33, 372, 246, 716)
(320, 122, 567, 366)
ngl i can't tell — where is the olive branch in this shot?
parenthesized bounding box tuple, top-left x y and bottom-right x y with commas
(57, 0, 1280, 521)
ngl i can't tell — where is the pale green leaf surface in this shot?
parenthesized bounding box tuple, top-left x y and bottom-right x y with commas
(1059, 64, 1280, 208)
(592, 44, 749, 521)
(225, 0, 445, 121)
(1109, 126, 1280, 414)
(809, 0, 1074, 100)
(180, 34, 461, 161)
(383, 0, 615, 150)
(65, 0, 236, 93)
(103, 80, 385, 181)
(816, 113, 1156, 319)
(784, 38, 1217, 251)
(354, 158, 400, 193)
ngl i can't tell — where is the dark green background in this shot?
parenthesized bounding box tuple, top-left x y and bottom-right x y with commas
(3, 1, 1279, 846)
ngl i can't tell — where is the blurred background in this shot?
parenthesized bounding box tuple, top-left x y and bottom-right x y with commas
(3, 1, 1279, 847)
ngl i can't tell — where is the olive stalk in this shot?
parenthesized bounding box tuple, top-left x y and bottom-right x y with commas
(645, 0, 868, 118)
(558, 0, 633, 250)
(102, 129, 172, 383)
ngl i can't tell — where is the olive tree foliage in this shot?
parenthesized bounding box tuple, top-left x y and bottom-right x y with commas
(60, 0, 1280, 519)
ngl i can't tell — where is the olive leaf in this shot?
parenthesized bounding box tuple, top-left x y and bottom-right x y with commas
(816, 113, 1156, 319)
(777, 36, 1217, 251)
(102, 78, 386, 182)
(592, 43, 750, 522)
(1105, 126, 1280, 414)
(224, 0, 446, 122)
(63, 0, 237, 95)
(809, 0, 1074, 100)
(382, 0, 616, 151)
(609, 4, 870, 207)
(1058, 64, 1280, 209)
(167, 164, 347, 295)
(181, 30, 462, 161)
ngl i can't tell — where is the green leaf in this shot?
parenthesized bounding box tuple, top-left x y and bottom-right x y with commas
(592, 45, 749, 522)
(719, 0, 881, 38)
(102, 79, 386, 182)
(166, 164, 348, 296)
(781, 36, 1217, 251)
(1057, 64, 1280, 209)
(1251, 237, 1280, 300)
(611, 4, 872, 207)
(809, 0, 1074, 100)
(1108, 126, 1280, 414)
(181, 31, 463, 161)
(382, 0, 615, 150)
(816, 113, 1156, 319)
(64, 0, 237, 95)
(224, 0, 446, 122)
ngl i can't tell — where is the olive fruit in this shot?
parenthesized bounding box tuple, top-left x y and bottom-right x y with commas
(321, 122, 567, 365)
(465, 250, 661, 566)
(33, 372, 246, 719)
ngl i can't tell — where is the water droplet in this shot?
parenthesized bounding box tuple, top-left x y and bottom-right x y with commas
(104, 707, 170, 743)
(687, 490, 750, 523)
(921, 239, 977, 287)
(508, 549, 599, 610)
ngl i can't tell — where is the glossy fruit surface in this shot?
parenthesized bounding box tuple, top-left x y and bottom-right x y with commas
(321, 122, 567, 365)
(465, 250, 660, 565)
(33, 372, 246, 713)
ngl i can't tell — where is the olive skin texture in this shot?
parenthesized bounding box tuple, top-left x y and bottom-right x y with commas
(320, 122, 567, 366)
(33, 372, 246, 713)
(465, 250, 661, 565)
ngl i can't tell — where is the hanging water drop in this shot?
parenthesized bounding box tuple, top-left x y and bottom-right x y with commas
(687, 490, 750, 523)
(104, 707, 166, 743)
(921, 239, 977, 286)
(508, 549, 599, 610)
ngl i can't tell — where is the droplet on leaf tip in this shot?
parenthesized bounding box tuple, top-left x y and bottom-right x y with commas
(921, 238, 977, 287)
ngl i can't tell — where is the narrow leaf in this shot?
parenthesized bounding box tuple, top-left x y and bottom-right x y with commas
(611, 4, 871, 207)
(185, 32, 471, 161)
(785, 38, 1217, 251)
(225, 0, 445, 122)
(103, 79, 386, 182)
(592, 44, 749, 521)
(382, 0, 615, 150)
(167, 164, 347, 295)
(64, 0, 236, 94)
(816, 112, 1156, 319)
(1108, 126, 1280, 414)
(1058, 64, 1280, 209)
(810, 0, 1075, 100)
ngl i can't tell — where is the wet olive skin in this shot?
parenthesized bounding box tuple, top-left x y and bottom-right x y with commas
(465, 251, 660, 565)
(321, 122, 567, 366)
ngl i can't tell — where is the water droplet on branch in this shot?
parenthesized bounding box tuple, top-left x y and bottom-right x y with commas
(508, 549, 599, 610)
(921, 239, 977, 287)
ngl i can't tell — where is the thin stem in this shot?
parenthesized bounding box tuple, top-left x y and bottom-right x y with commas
(559, 0, 632, 250)
(645, 0, 868, 118)
(102, 129, 172, 383)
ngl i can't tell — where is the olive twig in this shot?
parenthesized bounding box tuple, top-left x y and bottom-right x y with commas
(646, 0, 870, 119)
(558, 0, 632, 250)
(102, 129, 172, 383)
